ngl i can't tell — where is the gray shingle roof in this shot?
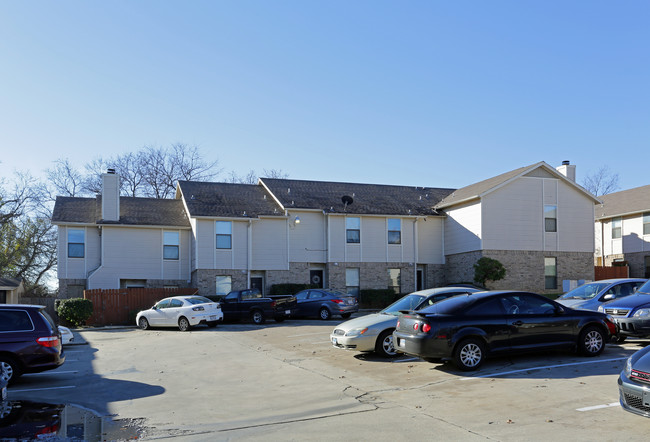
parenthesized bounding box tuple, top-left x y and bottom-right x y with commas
(260, 178, 454, 216)
(595, 184, 650, 220)
(177, 181, 283, 218)
(52, 196, 190, 227)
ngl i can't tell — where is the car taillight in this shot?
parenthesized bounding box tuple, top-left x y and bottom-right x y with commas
(270, 301, 276, 308)
(605, 316, 617, 335)
(396, 320, 400, 328)
(37, 336, 60, 348)
(332, 299, 344, 304)
(413, 323, 419, 331)
(422, 323, 432, 333)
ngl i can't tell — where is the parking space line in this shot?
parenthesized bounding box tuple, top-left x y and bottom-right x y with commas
(577, 402, 619, 412)
(394, 357, 420, 363)
(11, 386, 76, 393)
(459, 357, 627, 380)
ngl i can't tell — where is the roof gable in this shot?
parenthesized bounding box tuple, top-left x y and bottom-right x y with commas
(596, 184, 650, 220)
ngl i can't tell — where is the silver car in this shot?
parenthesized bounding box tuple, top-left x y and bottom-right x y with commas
(556, 278, 646, 311)
(619, 345, 650, 417)
(330, 286, 480, 358)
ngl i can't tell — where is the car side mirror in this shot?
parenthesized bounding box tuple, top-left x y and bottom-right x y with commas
(152, 305, 157, 310)
(603, 294, 615, 301)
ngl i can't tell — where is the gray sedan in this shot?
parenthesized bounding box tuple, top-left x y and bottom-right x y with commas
(556, 278, 646, 311)
(619, 345, 650, 417)
(330, 286, 480, 358)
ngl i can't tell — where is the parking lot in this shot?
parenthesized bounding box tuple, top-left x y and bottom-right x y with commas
(6, 316, 650, 441)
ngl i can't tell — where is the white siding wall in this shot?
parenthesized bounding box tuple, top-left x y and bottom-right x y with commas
(87, 227, 191, 289)
(252, 218, 288, 270)
(288, 212, 326, 263)
(556, 180, 595, 253)
(57, 225, 101, 279)
(601, 214, 650, 255)
(444, 201, 482, 255)
(363, 217, 388, 262)
(195, 219, 216, 269)
(328, 216, 345, 262)
(482, 177, 542, 251)
(417, 217, 445, 264)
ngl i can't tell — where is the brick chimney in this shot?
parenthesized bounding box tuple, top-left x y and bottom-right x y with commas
(556, 160, 576, 182)
(102, 169, 120, 221)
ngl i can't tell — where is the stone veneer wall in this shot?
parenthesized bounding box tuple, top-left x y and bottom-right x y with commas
(326, 262, 415, 294)
(616, 252, 650, 278)
(192, 270, 248, 297)
(445, 250, 595, 293)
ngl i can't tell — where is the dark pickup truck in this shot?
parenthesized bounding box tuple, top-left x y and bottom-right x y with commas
(208, 289, 297, 324)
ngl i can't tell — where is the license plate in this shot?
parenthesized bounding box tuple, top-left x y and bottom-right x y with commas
(210, 315, 217, 320)
(331, 337, 337, 345)
(398, 338, 405, 348)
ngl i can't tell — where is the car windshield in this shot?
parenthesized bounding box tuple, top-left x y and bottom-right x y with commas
(558, 282, 610, 300)
(185, 296, 213, 305)
(380, 294, 427, 315)
(637, 280, 650, 295)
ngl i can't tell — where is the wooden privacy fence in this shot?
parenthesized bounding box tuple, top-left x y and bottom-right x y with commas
(84, 287, 199, 326)
(595, 265, 629, 281)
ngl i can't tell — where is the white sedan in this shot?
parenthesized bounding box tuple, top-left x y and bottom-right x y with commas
(136, 296, 223, 331)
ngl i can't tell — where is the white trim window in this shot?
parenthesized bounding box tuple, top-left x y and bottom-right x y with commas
(644, 213, 650, 236)
(346, 268, 360, 297)
(346, 217, 360, 244)
(612, 217, 622, 239)
(544, 205, 557, 232)
(216, 275, 232, 296)
(163, 231, 179, 260)
(545, 257, 557, 290)
(216, 221, 232, 249)
(388, 219, 401, 244)
(388, 268, 401, 293)
(68, 228, 85, 258)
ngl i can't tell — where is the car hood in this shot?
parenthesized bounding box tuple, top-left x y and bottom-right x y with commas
(556, 299, 591, 309)
(602, 294, 650, 310)
(334, 313, 397, 331)
(630, 346, 650, 373)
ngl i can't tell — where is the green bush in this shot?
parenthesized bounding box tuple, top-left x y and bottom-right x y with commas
(359, 289, 399, 309)
(474, 257, 506, 287)
(56, 298, 94, 327)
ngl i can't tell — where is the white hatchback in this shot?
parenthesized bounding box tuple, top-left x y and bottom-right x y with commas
(136, 296, 223, 331)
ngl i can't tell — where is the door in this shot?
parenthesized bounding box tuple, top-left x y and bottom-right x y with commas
(164, 298, 184, 326)
(148, 299, 171, 326)
(416, 268, 424, 292)
(251, 276, 264, 294)
(310, 270, 324, 288)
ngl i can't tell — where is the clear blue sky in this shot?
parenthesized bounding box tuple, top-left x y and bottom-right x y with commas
(1, 1, 648, 191)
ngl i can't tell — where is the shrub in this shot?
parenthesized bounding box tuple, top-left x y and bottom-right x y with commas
(56, 298, 94, 327)
(474, 257, 506, 287)
(359, 289, 399, 309)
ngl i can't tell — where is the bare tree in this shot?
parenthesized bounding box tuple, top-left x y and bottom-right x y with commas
(46, 159, 85, 197)
(227, 168, 289, 184)
(582, 166, 620, 196)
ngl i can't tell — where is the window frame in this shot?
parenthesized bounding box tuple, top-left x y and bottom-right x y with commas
(345, 268, 360, 297)
(163, 231, 180, 260)
(346, 217, 361, 244)
(644, 213, 650, 236)
(544, 257, 557, 290)
(216, 221, 232, 249)
(612, 217, 622, 239)
(544, 205, 557, 233)
(387, 219, 401, 245)
(67, 228, 85, 258)
(388, 268, 401, 293)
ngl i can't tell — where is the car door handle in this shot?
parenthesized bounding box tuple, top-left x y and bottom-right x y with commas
(512, 321, 524, 326)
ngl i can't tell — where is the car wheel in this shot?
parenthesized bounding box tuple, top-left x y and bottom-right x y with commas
(319, 308, 331, 320)
(0, 356, 20, 385)
(178, 317, 191, 332)
(454, 338, 486, 371)
(579, 326, 605, 356)
(375, 329, 398, 358)
(251, 310, 265, 325)
(138, 317, 150, 330)
(341, 313, 352, 319)
(207, 321, 218, 328)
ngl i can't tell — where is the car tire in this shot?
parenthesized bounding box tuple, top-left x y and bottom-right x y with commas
(0, 356, 21, 385)
(319, 308, 331, 320)
(341, 313, 352, 319)
(251, 310, 265, 325)
(453, 338, 486, 371)
(274, 317, 285, 323)
(579, 326, 605, 356)
(178, 317, 191, 332)
(138, 317, 150, 330)
(207, 321, 218, 328)
(375, 329, 398, 358)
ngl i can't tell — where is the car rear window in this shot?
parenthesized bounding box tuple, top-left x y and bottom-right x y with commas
(0, 310, 35, 332)
(417, 294, 474, 315)
(39, 309, 57, 332)
(186, 296, 212, 305)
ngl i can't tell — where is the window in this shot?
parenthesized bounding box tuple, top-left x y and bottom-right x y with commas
(388, 219, 401, 244)
(68, 228, 85, 258)
(612, 217, 622, 239)
(163, 231, 179, 260)
(545, 257, 557, 290)
(464, 298, 505, 316)
(346, 268, 360, 297)
(544, 205, 557, 232)
(216, 221, 232, 249)
(645, 257, 650, 279)
(502, 294, 555, 315)
(388, 268, 401, 293)
(644, 213, 650, 236)
(216, 276, 232, 296)
(346, 217, 360, 244)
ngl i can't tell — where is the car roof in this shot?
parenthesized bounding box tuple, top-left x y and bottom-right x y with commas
(408, 286, 481, 297)
(0, 304, 46, 309)
(592, 278, 647, 283)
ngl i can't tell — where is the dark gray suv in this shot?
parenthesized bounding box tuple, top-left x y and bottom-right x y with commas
(0, 305, 65, 384)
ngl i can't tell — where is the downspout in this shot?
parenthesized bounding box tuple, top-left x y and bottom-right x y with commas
(247, 219, 252, 289)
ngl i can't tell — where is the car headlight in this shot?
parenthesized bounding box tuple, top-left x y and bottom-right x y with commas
(345, 327, 368, 337)
(625, 356, 633, 377)
(633, 308, 650, 318)
(598, 306, 605, 313)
